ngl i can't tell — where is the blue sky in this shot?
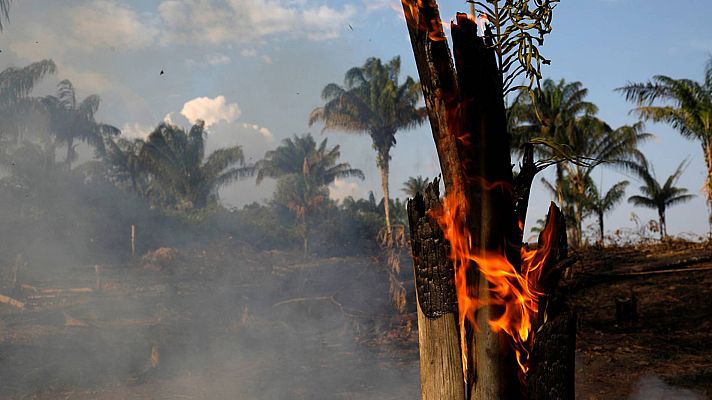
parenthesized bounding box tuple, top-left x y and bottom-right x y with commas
(1, 0, 711, 239)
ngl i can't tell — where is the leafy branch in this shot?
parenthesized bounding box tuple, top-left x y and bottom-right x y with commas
(469, 0, 559, 96)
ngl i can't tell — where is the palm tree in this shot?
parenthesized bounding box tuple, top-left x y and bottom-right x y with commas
(628, 161, 694, 240)
(0, 0, 12, 31)
(585, 179, 629, 244)
(512, 79, 651, 245)
(139, 121, 253, 209)
(44, 80, 119, 168)
(561, 118, 651, 245)
(510, 79, 598, 204)
(402, 175, 430, 198)
(103, 136, 146, 194)
(0, 60, 56, 143)
(618, 57, 712, 224)
(309, 56, 426, 234)
(257, 133, 364, 255)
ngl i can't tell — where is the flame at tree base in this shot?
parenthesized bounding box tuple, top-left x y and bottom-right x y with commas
(431, 190, 558, 382)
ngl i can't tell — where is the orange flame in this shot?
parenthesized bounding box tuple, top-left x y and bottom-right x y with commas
(432, 190, 555, 379)
(401, 0, 446, 42)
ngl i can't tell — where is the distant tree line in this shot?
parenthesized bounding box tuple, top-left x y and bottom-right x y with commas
(0, 55, 709, 267)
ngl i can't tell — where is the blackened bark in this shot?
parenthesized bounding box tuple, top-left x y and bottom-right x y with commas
(528, 203, 575, 400)
(402, 2, 575, 398)
(407, 179, 465, 400)
(527, 305, 576, 400)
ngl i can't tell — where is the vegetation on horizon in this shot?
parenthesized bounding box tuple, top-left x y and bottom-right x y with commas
(309, 56, 427, 235)
(0, 53, 708, 268)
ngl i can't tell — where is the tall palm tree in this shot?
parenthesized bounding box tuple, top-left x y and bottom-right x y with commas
(44, 80, 119, 168)
(257, 133, 364, 255)
(561, 118, 651, 245)
(628, 161, 694, 240)
(618, 57, 712, 224)
(401, 175, 430, 198)
(510, 79, 598, 204)
(309, 56, 426, 234)
(0, 60, 56, 142)
(139, 121, 253, 209)
(585, 179, 629, 244)
(512, 79, 650, 245)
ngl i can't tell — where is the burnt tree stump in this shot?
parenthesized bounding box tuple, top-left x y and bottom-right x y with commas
(407, 180, 466, 400)
(401, 1, 575, 398)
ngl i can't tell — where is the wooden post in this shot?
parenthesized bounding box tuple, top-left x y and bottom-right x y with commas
(131, 224, 136, 258)
(94, 265, 102, 292)
(407, 180, 466, 399)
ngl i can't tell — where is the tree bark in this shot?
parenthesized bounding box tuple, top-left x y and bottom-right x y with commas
(407, 180, 466, 400)
(598, 211, 604, 244)
(66, 136, 74, 170)
(402, 2, 520, 398)
(402, 2, 574, 399)
(380, 158, 392, 236)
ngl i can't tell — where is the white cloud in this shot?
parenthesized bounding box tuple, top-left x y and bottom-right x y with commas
(180, 95, 241, 127)
(70, 0, 158, 51)
(241, 48, 258, 58)
(121, 122, 154, 139)
(207, 53, 231, 65)
(241, 123, 274, 142)
(330, 179, 361, 201)
(158, 0, 355, 46)
(10, 0, 157, 57)
(362, 0, 402, 18)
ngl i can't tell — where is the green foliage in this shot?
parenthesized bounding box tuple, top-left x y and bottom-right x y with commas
(309, 56, 426, 231)
(43, 79, 119, 167)
(511, 78, 650, 246)
(470, 0, 559, 95)
(618, 57, 712, 222)
(0, 60, 56, 144)
(583, 179, 629, 243)
(137, 121, 253, 210)
(401, 175, 431, 198)
(628, 160, 694, 240)
(309, 57, 426, 164)
(257, 133, 363, 254)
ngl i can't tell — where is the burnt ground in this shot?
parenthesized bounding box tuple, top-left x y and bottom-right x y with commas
(570, 241, 712, 399)
(0, 240, 710, 399)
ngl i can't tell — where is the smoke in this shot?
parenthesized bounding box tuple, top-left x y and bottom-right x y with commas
(628, 375, 705, 400)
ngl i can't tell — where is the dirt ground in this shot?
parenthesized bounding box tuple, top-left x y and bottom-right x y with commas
(0, 240, 710, 399)
(570, 241, 712, 399)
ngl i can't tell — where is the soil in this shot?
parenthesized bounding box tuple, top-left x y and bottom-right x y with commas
(0, 240, 710, 399)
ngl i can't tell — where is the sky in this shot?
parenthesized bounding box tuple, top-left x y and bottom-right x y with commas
(1, 0, 711, 239)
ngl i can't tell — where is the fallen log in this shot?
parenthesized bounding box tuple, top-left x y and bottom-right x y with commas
(0, 293, 25, 309)
(575, 264, 712, 290)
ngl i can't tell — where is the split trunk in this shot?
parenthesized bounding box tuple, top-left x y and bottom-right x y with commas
(402, 1, 574, 398)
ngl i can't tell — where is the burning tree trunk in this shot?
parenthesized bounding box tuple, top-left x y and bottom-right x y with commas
(407, 180, 465, 399)
(402, 1, 573, 398)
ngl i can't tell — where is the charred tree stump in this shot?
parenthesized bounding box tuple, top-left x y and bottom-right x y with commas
(527, 304, 576, 400)
(402, 1, 574, 399)
(615, 293, 638, 324)
(407, 180, 466, 400)
(528, 204, 575, 400)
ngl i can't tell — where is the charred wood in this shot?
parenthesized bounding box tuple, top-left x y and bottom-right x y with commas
(407, 180, 465, 400)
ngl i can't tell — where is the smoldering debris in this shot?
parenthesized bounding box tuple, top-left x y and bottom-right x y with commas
(0, 244, 419, 399)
